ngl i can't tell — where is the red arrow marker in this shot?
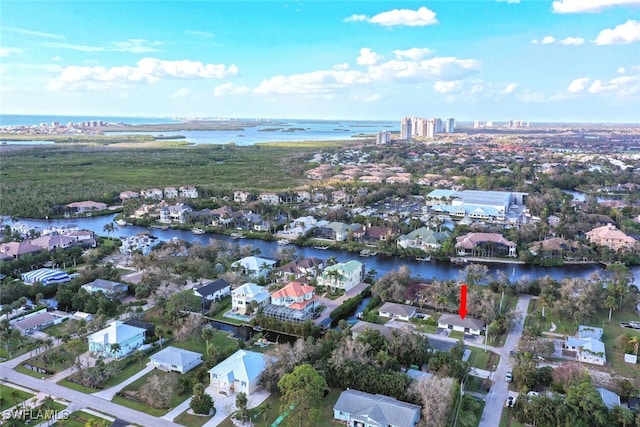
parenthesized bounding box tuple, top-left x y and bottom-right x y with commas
(459, 284, 467, 319)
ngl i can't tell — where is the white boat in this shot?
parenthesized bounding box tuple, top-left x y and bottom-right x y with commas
(313, 245, 330, 250)
(115, 219, 127, 226)
(278, 239, 291, 246)
(359, 249, 378, 257)
(192, 228, 205, 235)
(230, 232, 242, 239)
(416, 256, 431, 262)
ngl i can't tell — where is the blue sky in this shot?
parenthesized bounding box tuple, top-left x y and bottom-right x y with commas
(1, 1, 639, 122)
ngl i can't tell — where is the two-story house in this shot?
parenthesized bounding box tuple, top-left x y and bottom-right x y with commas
(317, 260, 364, 292)
(231, 282, 271, 315)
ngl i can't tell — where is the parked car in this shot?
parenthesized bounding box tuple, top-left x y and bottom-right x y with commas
(505, 372, 513, 382)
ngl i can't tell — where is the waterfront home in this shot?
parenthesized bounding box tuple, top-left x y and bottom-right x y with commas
(316, 260, 364, 292)
(378, 302, 417, 321)
(270, 281, 318, 312)
(28, 234, 76, 252)
(88, 320, 145, 358)
(397, 227, 451, 252)
(193, 279, 231, 306)
(564, 325, 606, 366)
(586, 224, 638, 251)
(150, 346, 203, 374)
(333, 389, 421, 427)
(350, 321, 394, 339)
(528, 237, 590, 261)
(231, 256, 277, 279)
(438, 313, 486, 336)
(313, 222, 363, 242)
(120, 233, 159, 256)
(66, 200, 108, 214)
(455, 232, 517, 258)
(81, 278, 129, 299)
(119, 190, 140, 201)
(179, 186, 198, 198)
(361, 225, 401, 245)
(208, 350, 268, 396)
(275, 257, 325, 283)
(0, 241, 43, 260)
(159, 203, 193, 224)
(231, 282, 270, 315)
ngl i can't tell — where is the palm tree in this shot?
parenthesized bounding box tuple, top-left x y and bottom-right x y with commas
(436, 295, 448, 312)
(604, 295, 617, 323)
(103, 222, 116, 237)
(109, 343, 121, 358)
(628, 335, 639, 356)
(202, 327, 214, 349)
(155, 327, 164, 349)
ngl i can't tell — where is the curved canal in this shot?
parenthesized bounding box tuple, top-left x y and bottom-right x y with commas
(11, 214, 639, 284)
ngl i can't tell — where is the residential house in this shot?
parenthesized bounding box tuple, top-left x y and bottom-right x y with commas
(73, 311, 93, 322)
(586, 224, 638, 251)
(193, 279, 232, 307)
(528, 237, 590, 261)
(231, 256, 277, 280)
(66, 201, 108, 213)
(65, 230, 96, 248)
(270, 282, 318, 312)
(81, 279, 129, 299)
(179, 186, 199, 198)
(231, 282, 271, 315)
(362, 225, 400, 245)
(350, 321, 394, 340)
(314, 222, 362, 242)
(150, 346, 203, 374)
(296, 191, 311, 203)
(164, 187, 179, 199)
(258, 192, 280, 205)
(120, 233, 160, 256)
(0, 241, 43, 260)
(119, 190, 140, 201)
(275, 257, 325, 283)
(234, 191, 251, 203)
(13, 311, 65, 335)
(88, 320, 145, 358)
(455, 233, 517, 258)
(438, 313, 486, 335)
(378, 302, 417, 321)
(208, 349, 268, 396)
(397, 227, 451, 252)
(317, 260, 364, 292)
(565, 325, 606, 365)
(141, 188, 164, 200)
(333, 389, 421, 427)
(159, 203, 193, 224)
(28, 234, 76, 252)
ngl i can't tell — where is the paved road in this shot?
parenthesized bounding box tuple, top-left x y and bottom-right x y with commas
(0, 365, 180, 426)
(478, 294, 532, 427)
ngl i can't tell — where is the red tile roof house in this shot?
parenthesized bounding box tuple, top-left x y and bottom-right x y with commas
(270, 282, 318, 312)
(0, 241, 43, 260)
(455, 232, 517, 258)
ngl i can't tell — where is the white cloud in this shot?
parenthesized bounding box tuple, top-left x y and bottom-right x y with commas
(501, 83, 518, 94)
(48, 58, 238, 90)
(553, 0, 640, 14)
(497, 0, 520, 3)
(43, 39, 162, 53)
(560, 37, 585, 45)
(0, 47, 23, 57)
(333, 63, 350, 71)
(171, 88, 191, 98)
(587, 76, 640, 95)
(344, 7, 438, 27)
(214, 82, 250, 96)
(367, 57, 481, 82)
(185, 30, 214, 38)
(51, 56, 62, 61)
(393, 48, 433, 60)
(567, 77, 591, 92)
(254, 69, 370, 95)
(357, 48, 382, 66)
(4, 27, 64, 39)
(595, 20, 640, 45)
(434, 80, 464, 94)
(617, 67, 626, 73)
(542, 36, 556, 44)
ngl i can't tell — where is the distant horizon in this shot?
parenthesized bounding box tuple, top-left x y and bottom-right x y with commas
(1, 113, 639, 127)
(2, 1, 639, 123)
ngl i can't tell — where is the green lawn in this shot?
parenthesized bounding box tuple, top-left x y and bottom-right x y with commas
(597, 305, 640, 382)
(53, 410, 114, 427)
(0, 386, 34, 411)
(219, 389, 343, 427)
(112, 369, 195, 417)
(467, 347, 500, 371)
(499, 408, 525, 427)
(173, 409, 214, 427)
(172, 328, 239, 356)
(57, 379, 101, 394)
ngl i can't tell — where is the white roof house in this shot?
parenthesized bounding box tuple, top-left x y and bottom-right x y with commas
(231, 256, 277, 279)
(150, 346, 203, 374)
(438, 313, 486, 335)
(208, 350, 269, 396)
(565, 325, 606, 366)
(87, 320, 145, 358)
(231, 282, 271, 315)
(378, 302, 417, 321)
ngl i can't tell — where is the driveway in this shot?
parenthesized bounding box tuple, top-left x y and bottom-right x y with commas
(478, 294, 531, 427)
(202, 388, 270, 426)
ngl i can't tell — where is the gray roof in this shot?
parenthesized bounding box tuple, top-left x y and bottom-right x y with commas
(438, 313, 486, 330)
(13, 312, 56, 331)
(379, 302, 417, 317)
(334, 389, 421, 427)
(150, 346, 202, 369)
(83, 278, 127, 292)
(351, 321, 393, 339)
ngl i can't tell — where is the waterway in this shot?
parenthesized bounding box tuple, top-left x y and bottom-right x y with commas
(11, 214, 638, 285)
